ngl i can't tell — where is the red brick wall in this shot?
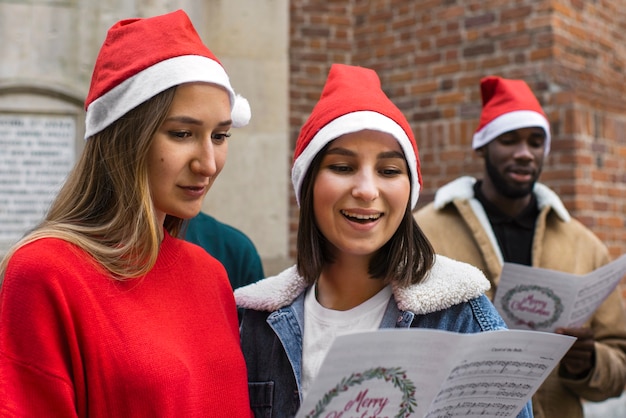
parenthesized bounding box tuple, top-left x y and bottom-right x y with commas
(289, 0, 626, 297)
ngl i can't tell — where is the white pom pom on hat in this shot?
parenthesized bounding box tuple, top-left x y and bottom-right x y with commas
(472, 76, 550, 154)
(84, 9, 250, 139)
(292, 63, 421, 209)
(231, 94, 251, 128)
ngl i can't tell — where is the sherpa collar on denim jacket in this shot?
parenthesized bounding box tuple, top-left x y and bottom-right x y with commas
(235, 254, 490, 315)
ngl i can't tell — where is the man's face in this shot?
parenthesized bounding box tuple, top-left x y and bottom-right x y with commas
(481, 127, 547, 199)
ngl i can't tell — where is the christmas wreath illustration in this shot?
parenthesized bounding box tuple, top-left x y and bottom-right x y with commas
(305, 366, 417, 418)
(501, 284, 564, 329)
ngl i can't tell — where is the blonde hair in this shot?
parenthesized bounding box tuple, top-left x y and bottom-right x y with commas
(1, 87, 180, 282)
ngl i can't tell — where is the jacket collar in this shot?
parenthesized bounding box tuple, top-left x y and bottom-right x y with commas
(234, 255, 490, 315)
(432, 176, 570, 222)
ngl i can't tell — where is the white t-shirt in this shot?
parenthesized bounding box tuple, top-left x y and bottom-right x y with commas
(301, 282, 392, 396)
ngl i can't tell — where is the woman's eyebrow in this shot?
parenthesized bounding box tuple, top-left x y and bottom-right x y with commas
(379, 150, 405, 159)
(163, 116, 233, 127)
(325, 147, 355, 156)
(325, 148, 405, 159)
(164, 115, 202, 125)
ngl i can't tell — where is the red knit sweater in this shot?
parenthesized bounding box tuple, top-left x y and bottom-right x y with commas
(0, 233, 252, 417)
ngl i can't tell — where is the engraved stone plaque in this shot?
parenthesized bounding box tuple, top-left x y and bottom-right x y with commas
(0, 114, 76, 245)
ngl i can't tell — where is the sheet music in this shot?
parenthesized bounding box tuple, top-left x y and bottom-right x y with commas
(493, 254, 626, 331)
(296, 328, 574, 418)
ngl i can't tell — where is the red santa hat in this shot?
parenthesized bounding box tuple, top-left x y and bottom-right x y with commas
(292, 63, 421, 209)
(472, 76, 550, 154)
(84, 9, 250, 139)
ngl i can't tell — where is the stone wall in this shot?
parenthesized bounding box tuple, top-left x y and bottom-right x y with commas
(0, 0, 292, 275)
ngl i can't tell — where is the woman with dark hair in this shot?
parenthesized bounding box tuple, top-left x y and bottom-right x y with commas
(0, 10, 253, 417)
(235, 63, 532, 418)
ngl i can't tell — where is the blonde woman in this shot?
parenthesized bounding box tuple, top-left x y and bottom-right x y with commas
(0, 10, 253, 417)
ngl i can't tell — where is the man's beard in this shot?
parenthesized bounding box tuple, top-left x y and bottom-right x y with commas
(484, 154, 538, 199)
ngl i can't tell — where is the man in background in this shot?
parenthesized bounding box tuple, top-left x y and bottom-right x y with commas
(414, 75, 626, 418)
(185, 211, 264, 289)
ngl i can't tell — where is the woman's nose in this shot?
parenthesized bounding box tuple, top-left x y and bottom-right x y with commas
(190, 141, 217, 177)
(351, 171, 379, 201)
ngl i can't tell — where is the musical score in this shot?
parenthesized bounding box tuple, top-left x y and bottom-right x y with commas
(448, 360, 548, 379)
(426, 401, 517, 418)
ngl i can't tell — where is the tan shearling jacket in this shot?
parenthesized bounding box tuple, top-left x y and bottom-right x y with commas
(414, 176, 626, 418)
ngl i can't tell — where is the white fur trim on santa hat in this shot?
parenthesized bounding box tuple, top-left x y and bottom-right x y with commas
(472, 110, 551, 155)
(291, 111, 420, 209)
(85, 55, 248, 139)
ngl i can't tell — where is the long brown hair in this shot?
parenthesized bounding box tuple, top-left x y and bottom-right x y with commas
(1, 87, 179, 282)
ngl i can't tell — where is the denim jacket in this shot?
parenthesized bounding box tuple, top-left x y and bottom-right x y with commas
(235, 255, 533, 418)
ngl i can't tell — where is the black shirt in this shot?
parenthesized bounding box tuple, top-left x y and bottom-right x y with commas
(473, 181, 539, 266)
